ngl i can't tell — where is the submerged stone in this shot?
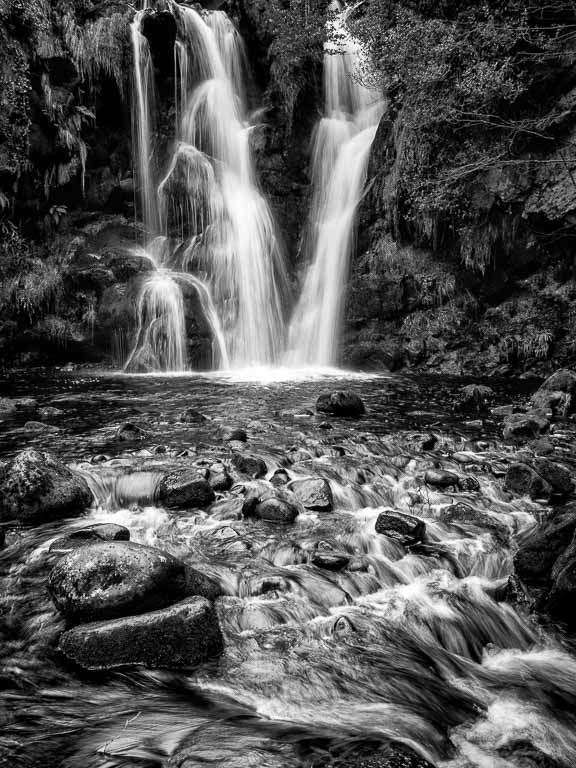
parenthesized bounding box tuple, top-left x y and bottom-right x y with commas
(48, 541, 186, 622)
(59, 597, 223, 670)
(315, 390, 365, 417)
(249, 496, 300, 524)
(0, 449, 93, 525)
(49, 523, 130, 553)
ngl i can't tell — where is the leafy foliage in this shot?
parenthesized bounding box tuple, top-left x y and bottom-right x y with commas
(351, 0, 576, 271)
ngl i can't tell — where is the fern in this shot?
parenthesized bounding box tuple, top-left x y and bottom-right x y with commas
(62, 10, 131, 94)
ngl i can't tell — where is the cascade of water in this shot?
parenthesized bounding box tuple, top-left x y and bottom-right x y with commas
(285, 2, 384, 367)
(126, 1, 288, 372)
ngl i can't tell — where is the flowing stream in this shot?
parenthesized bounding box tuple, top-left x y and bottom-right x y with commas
(1, 371, 576, 767)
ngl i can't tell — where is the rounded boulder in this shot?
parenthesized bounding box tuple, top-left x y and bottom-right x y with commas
(48, 541, 186, 622)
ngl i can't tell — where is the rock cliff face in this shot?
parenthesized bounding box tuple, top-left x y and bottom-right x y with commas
(344, 3, 576, 376)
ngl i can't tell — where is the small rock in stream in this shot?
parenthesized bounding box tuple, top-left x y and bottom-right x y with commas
(221, 426, 247, 442)
(157, 469, 216, 509)
(50, 522, 130, 553)
(48, 541, 187, 622)
(270, 468, 291, 487)
(116, 422, 147, 441)
(0, 449, 93, 525)
(288, 477, 334, 511)
(503, 411, 549, 441)
(23, 420, 61, 433)
(59, 596, 223, 670)
(316, 390, 365, 417)
(231, 453, 267, 478)
(424, 468, 460, 488)
(375, 510, 426, 544)
(179, 408, 208, 424)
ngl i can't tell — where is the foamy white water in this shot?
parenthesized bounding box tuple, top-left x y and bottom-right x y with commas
(126, 2, 288, 372)
(286, 1, 384, 366)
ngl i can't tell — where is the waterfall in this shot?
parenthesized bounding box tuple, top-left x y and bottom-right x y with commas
(126, 2, 288, 372)
(285, 2, 384, 367)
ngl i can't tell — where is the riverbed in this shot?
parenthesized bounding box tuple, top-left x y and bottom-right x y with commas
(1, 369, 575, 768)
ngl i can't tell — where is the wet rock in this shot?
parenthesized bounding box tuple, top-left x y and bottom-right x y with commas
(0, 397, 39, 418)
(312, 551, 350, 570)
(221, 426, 247, 442)
(504, 463, 553, 501)
(48, 541, 186, 622)
(157, 469, 215, 509)
(531, 437, 555, 455)
(439, 502, 509, 544)
(270, 468, 291, 487)
(503, 411, 549, 441)
(179, 408, 207, 424)
(39, 406, 64, 419)
(116, 422, 147, 441)
(49, 523, 130, 552)
(59, 596, 223, 670)
(288, 477, 333, 511)
(531, 458, 573, 496)
(243, 490, 300, 524)
(285, 447, 314, 464)
(514, 509, 576, 586)
(206, 463, 233, 492)
(421, 433, 438, 451)
(531, 368, 576, 419)
(185, 564, 224, 600)
(231, 453, 267, 478)
(316, 390, 365, 417)
(0, 527, 5, 549)
(456, 475, 480, 492)
(531, 389, 572, 419)
(0, 449, 93, 525)
(375, 510, 426, 544)
(545, 534, 576, 629)
(23, 420, 61, 433)
(424, 468, 459, 488)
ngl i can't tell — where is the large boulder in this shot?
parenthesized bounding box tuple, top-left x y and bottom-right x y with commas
(58, 596, 223, 670)
(156, 469, 215, 510)
(503, 411, 549, 441)
(529, 369, 576, 420)
(316, 391, 365, 417)
(514, 509, 576, 586)
(504, 463, 553, 501)
(0, 450, 93, 524)
(288, 478, 334, 511)
(375, 510, 426, 544)
(531, 458, 573, 496)
(544, 534, 576, 628)
(48, 541, 187, 622)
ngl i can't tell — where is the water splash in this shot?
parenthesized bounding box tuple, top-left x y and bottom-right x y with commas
(285, 2, 384, 366)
